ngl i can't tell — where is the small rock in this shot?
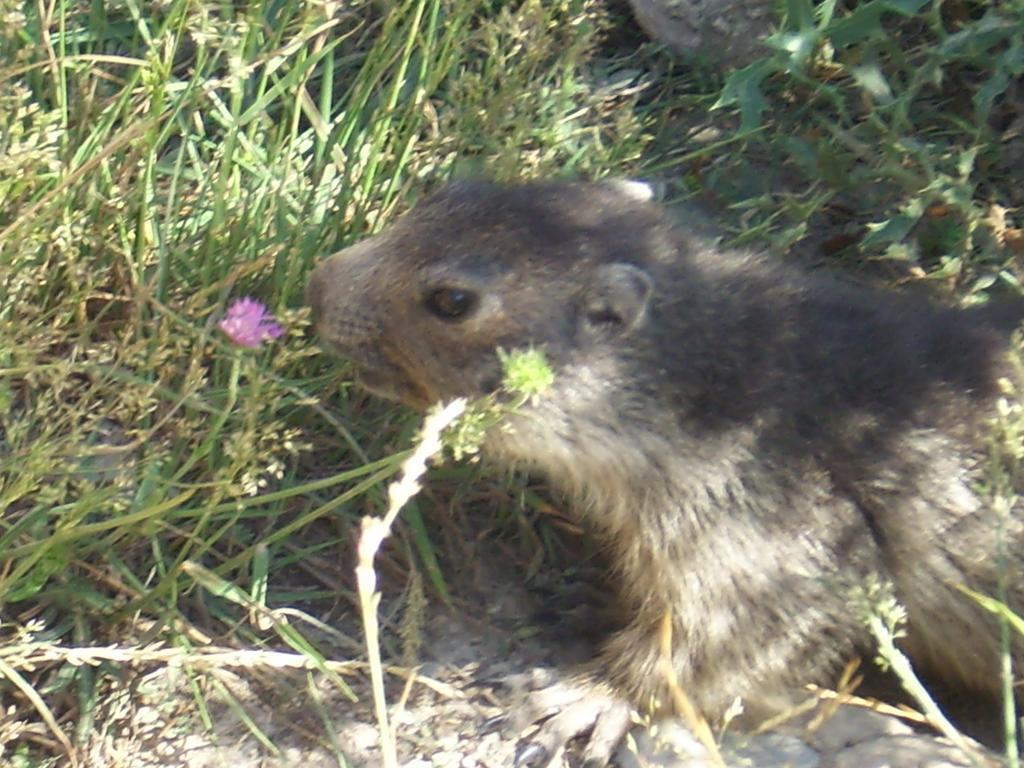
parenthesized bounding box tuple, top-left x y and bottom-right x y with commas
(833, 734, 977, 768)
(617, 718, 714, 768)
(806, 706, 914, 752)
(625, 0, 777, 68)
(619, 720, 822, 768)
(724, 732, 820, 768)
(337, 719, 378, 753)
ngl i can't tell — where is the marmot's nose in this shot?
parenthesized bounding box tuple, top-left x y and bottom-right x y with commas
(305, 261, 328, 325)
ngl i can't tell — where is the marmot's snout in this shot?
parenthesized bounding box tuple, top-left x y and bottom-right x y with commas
(305, 246, 381, 355)
(305, 260, 328, 329)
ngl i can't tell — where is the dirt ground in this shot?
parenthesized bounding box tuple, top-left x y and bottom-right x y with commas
(79, 521, 604, 767)
(73, 509, 999, 768)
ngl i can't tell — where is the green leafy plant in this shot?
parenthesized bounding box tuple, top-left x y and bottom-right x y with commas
(707, 0, 1023, 294)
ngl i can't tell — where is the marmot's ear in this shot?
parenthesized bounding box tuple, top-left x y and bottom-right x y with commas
(582, 263, 653, 335)
(603, 179, 655, 203)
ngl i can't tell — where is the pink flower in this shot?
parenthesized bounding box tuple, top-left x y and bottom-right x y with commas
(219, 297, 284, 348)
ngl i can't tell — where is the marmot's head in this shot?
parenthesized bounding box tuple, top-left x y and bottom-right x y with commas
(307, 180, 671, 410)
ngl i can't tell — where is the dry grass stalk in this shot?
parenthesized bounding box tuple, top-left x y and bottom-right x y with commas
(355, 399, 467, 768)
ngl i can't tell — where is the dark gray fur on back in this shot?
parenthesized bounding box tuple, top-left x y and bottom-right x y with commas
(307, 180, 1024, 722)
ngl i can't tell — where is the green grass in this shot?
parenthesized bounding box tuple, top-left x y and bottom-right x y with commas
(0, 0, 1022, 765)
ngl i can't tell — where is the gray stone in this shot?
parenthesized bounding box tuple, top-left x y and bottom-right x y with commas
(617, 718, 716, 768)
(625, 0, 778, 67)
(618, 719, 822, 768)
(725, 731, 821, 768)
(833, 734, 978, 768)
(806, 706, 915, 753)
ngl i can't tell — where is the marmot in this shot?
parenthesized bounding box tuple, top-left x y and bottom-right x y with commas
(307, 180, 1023, 761)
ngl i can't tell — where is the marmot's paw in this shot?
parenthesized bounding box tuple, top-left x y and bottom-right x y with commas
(507, 674, 634, 768)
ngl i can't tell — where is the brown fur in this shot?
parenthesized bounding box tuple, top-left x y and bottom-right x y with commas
(307, 180, 1023, 723)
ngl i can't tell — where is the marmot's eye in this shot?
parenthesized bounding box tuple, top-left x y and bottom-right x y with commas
(425, 287, 478, 321)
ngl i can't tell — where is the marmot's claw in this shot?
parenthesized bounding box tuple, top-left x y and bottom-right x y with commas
(479, 713, 508, 735)
(513, 741, 549, 767)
